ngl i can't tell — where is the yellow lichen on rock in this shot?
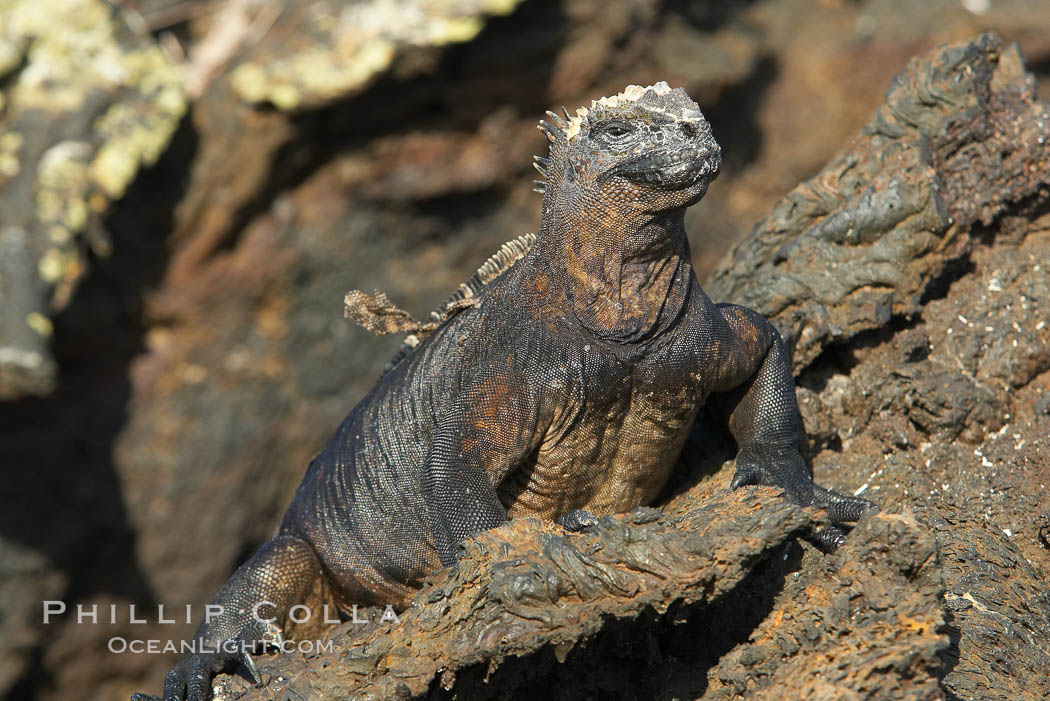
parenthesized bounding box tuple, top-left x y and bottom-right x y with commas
(2, 0, 186, 220)
(229, 0, 524, 109)
(0, 0, 186, 248)
(0, 0, 187, 398)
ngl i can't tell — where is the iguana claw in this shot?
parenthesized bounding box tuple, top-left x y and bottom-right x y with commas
(730, 463, 762, 490)
(815, 527, 847, 551)
(131, 645, 256, 701)
(812, 483, 879, 523)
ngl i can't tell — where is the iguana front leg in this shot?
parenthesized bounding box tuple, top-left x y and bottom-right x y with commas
(422, 371, 549, 566)
(709, 304, 876, 529)
(131, 534, 324, 701)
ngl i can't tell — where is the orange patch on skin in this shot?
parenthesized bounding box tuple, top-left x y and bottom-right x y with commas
(460, 435, 480, 454)
(533, 270, 549, 295)
(463, 374, 524, 473)
(472, 376, 513, 430)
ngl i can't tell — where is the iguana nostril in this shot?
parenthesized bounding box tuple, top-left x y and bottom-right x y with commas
(680, 122, 699, 138)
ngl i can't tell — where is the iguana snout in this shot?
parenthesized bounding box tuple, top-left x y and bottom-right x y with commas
(608, 140, 720, 190)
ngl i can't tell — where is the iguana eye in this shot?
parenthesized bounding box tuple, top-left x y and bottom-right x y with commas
(599, 121, 633, 139)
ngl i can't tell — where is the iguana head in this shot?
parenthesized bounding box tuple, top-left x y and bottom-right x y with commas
(535, 82, 721, 217)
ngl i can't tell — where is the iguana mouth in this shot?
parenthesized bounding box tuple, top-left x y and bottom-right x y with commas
(610, 146, 720, 190)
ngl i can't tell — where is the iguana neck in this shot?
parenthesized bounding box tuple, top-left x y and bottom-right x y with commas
(534, 198, 694, 344)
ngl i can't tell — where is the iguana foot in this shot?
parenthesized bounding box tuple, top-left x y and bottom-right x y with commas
(557, 508, 598, 532)
(729, 452, 878, 552)
(809, 485, 877, 552)
(729, 449, 814, 504)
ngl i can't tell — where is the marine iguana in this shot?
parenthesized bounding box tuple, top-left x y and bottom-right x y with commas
(134, 82, 875, 701)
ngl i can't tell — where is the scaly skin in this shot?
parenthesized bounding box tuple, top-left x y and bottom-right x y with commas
(134, 82, 875, 701)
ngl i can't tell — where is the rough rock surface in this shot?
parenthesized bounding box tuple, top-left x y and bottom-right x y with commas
(220, 491, 944, 701)
(795, 222, 1050, 701)
(713, 33, 1050, 701)
(4, 2, 1050, 699)
(708, 35, 1050, 372)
